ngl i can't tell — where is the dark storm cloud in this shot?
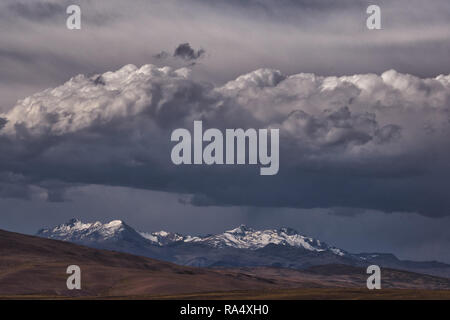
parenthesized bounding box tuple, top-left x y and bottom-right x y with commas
(0, 49, 36, 64)
(197, 0, 367, 12)
(173, 43, 205, 61)
(1, 65, 450, 217)
(0, 118, 7, 130)
(7, 1, 65, 21)
(0, 172, 35, 200)
(0, 48, 91, 87)
(154, 43, 205, 66)
(3, 0, 116, 26)
(154, 51, 170, 60)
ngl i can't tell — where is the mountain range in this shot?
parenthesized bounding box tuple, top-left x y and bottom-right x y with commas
(37, 218, 450, 278)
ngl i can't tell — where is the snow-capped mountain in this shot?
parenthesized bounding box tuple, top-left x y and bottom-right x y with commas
(140, 224, 346, 255)
(39, 219, 345, 255)
(36, 219, 450, 278)
(37, 218, 166, 259)
(38, 218, 127, 241)
(140, 230, 185, 246)
(37, 218, 146, 243)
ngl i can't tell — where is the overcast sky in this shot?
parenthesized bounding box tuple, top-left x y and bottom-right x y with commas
(1, 0, 450, 263)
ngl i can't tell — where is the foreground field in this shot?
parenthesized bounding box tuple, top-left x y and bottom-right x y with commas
(148, 288, 450, 300)
(1, 288, 450, 300)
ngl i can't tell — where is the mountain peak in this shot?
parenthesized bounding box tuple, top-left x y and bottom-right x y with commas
(37, 218, 134, 242)
(105, 220, 124, 227)
(66, 218, 81, 226)
(226, 224, 253, 234)
(279, 227, 299, 235)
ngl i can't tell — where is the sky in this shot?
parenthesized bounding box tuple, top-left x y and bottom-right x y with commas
(1, 0, 450, 263)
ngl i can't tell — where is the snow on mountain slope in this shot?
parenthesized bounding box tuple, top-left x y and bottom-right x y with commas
(38, 219, 345, 255)
(183, 225, 346, 255)
(37, 218, 143, 243)
(140, 230, 185, 246)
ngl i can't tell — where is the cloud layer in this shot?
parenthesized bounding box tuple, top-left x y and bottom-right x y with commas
(2, 0, 450, 112)
(1, 64, 450, 216)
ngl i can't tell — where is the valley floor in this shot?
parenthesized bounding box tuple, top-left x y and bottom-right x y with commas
(2, 288, 450, 300)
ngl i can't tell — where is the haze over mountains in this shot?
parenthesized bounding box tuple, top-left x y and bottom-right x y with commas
(37, 219, 450, 278)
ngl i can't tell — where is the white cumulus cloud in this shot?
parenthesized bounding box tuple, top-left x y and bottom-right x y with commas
(1, 64, 450, 216)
